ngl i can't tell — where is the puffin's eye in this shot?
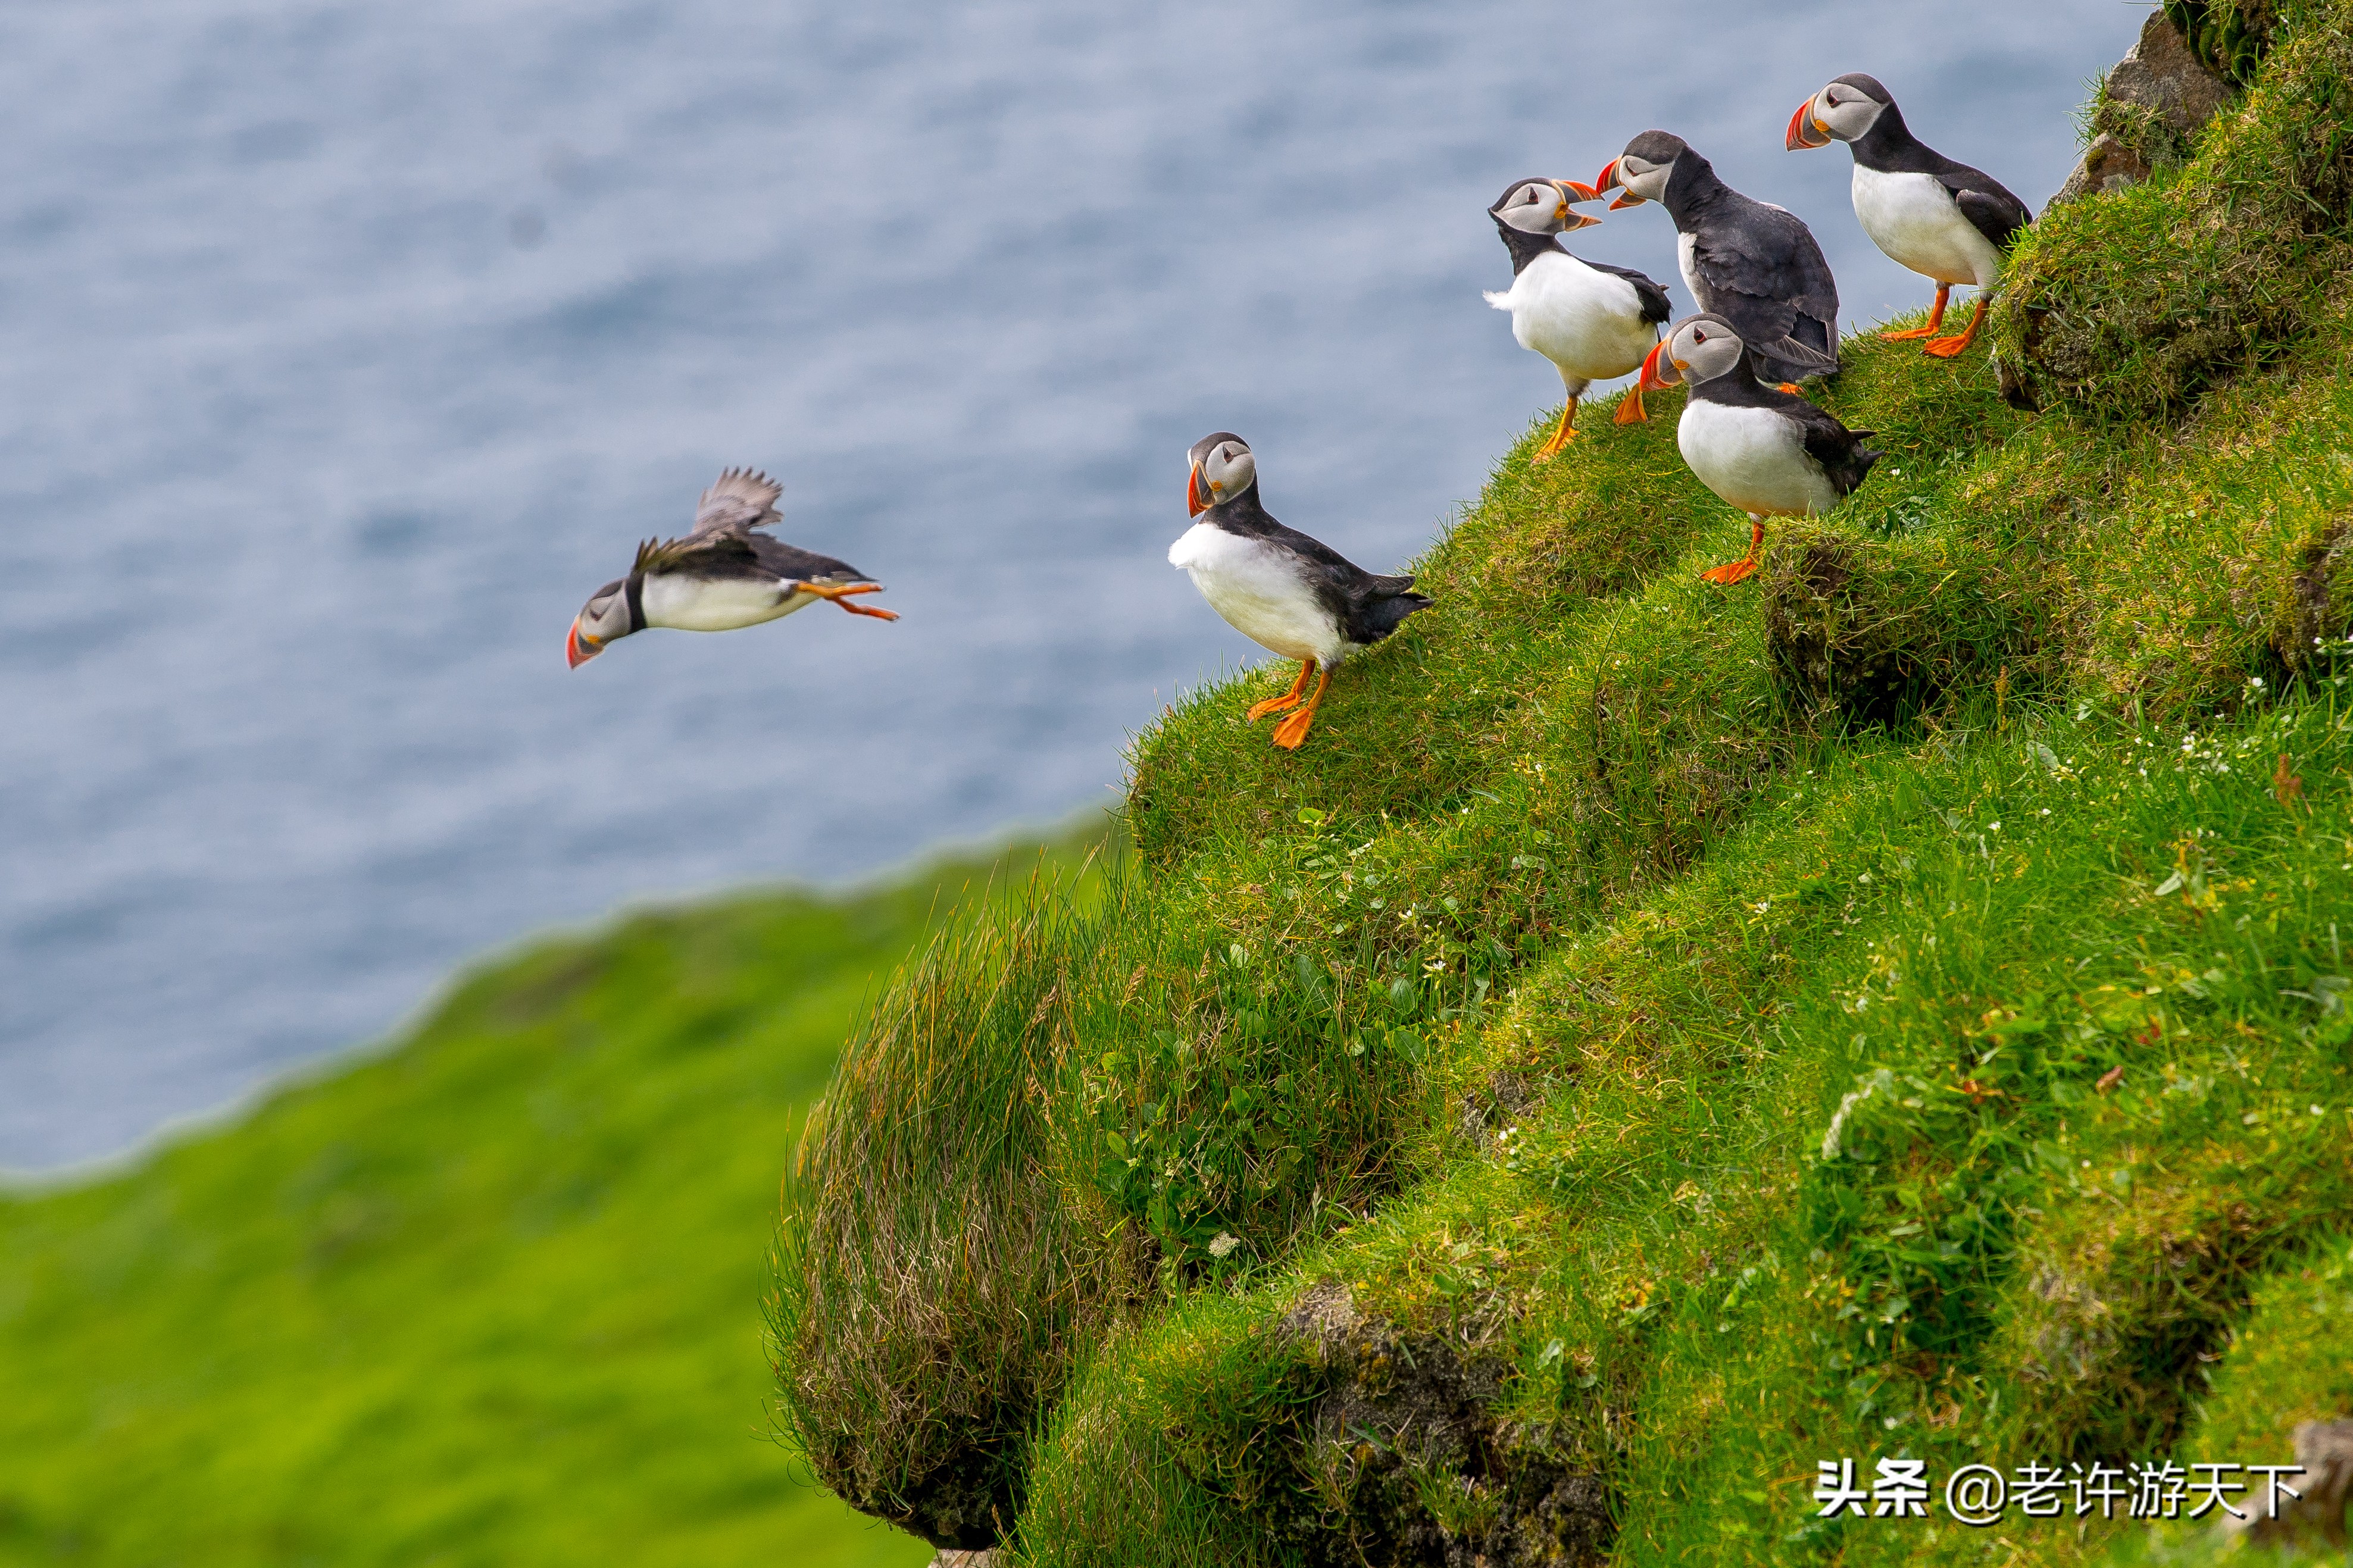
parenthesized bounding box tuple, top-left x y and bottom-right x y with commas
(1693, 330, 1707, 343)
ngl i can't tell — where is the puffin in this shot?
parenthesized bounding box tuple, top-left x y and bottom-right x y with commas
(1481, 177, 1673, 453)
(1787, 73, 2032, 359)
(565, 468, 896, 667)
(1635, 314, 1881, 585)
(1590, 132, 1839, 388)
(1169, 432, 1432, 750)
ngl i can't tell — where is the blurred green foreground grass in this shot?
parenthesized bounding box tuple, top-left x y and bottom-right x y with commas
(0, 826, 1109, 1566)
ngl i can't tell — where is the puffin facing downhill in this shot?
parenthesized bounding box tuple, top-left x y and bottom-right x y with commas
(1637, 314, 1882, 586)
(565, 468, 896, 667)
(1169, 433, 1433, 751)
(1590, 131, 1839, 389)
(1788, 73, 2032, 359)
(1480, 177, 1673, 455)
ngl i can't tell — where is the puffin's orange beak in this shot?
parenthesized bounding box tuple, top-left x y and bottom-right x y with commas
(1596, 157, 1645, 209)
(1636, 339, 1682, 391)
(1549, 180, 1601, 229)
(1787, 100, 1833, 151)
(1186, 461, 1208, 517)
(567, 619, 601, 668)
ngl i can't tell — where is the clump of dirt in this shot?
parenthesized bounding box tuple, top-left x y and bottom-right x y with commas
(1281, 1284, 1615, 1568)
(1758, 528, 2047, 727)
(2271, 517, 2353, 680)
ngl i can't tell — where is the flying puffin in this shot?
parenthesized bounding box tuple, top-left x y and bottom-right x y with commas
(565, 468, 896, 667)
(1591, 132, 1839, 389)
(1787, 73, 2032, 359)
(1169, 433, 1432, 750)
(1635, 314, 1881, 585)
(1482, 177, 1673, 453)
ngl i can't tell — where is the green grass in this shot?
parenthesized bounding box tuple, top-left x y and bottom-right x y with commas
(773, 4, 2353, 1560)
(0, 828, 1108, 1567)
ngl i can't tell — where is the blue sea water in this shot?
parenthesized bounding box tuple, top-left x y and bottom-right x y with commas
(0, 1, 2132, 1170)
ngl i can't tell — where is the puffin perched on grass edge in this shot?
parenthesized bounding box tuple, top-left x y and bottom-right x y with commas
(1481, 177, 1673, 455)
(1591, 131, 1840, 389)
(566, 468, 896, 667)
(1637, 314, 1881, 585)
(1169, 433, 1433, 750)
(1788, 73, 2032, 359)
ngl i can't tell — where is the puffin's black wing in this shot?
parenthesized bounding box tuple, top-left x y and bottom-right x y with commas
(1786, 403, 1883, 500)
(1583, 258, 1673, 324)
(749, 535, 878, 586)
(1940, 169, 2033, 251)
(635, 530, 770, 580)
(1260, 518, 1433, 647)
(1691, 201, 1841, 378)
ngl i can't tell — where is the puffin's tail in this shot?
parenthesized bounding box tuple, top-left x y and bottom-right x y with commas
(1482, 290, 1513, 311)
(1356, 577, 1436, 643)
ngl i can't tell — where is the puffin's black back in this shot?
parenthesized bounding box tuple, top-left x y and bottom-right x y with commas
(1661, 145, 1841, 384)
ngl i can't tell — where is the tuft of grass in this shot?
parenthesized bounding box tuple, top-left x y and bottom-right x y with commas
(770, 856, 1140, 1550)
(1998, 0, 2353, 419)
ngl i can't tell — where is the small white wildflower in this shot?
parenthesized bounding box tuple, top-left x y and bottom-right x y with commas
(1989, 821, 2002, 832)
(1207, 1232, 1240, 1259)
(2039, 808, 2051, 816)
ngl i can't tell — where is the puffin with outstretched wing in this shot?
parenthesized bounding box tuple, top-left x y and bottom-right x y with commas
(565, 467, 896, 667)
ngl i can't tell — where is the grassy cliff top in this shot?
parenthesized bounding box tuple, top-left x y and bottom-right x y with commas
(775, 4, 2353, 1562)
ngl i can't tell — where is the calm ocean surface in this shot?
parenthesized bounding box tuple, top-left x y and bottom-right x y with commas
(0, 1, 2131, 1169)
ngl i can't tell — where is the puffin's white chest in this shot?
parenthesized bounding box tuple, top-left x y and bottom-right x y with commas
(1851, 166, 2003, 287)
(1168, 523, 1343, 665)
(640, 573, 814, 632)
(1483, 255, 1658, 390)
(1677, 400, 1840, 519)
(1676, 231, 1703, 309)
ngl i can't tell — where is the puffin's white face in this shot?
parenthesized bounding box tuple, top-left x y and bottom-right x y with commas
(1493, 180, 1594, 236)
(1187, 438, 1257, 515)
(1810, 80, 1886, 142)
(1667, 318, 1745, 385)
(567, 577, 634, 667)
(1611, 152, 1672, 204)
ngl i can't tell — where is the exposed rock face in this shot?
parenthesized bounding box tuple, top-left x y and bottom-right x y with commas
(2051, 12, 2234, 205)
(2221, 1419, 2353, 1547)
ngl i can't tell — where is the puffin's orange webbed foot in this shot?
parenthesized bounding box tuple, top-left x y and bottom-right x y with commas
(1531, 399, 1580, 464)
(1247, 660, 1316, 721)
(798, 581, 898, 619)
(1613, 383, 1649, 425)
(1700, 518, 1766, 586)
(1268, 665, 1333, 750)
(1923, 298, 1988, 359)
(1777, 382, 1804, 396)
(1882, 284, 1951, 342)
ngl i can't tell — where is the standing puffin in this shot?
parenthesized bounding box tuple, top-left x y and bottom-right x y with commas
(1169, 433, 1432, 750)
(1591, 132, 1839, 387)
(1788, 74, 2032, 359)
(1635, 314, 1881, 585)
(1482, 177, 1673, 453)
(565, 468, 896, 667)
